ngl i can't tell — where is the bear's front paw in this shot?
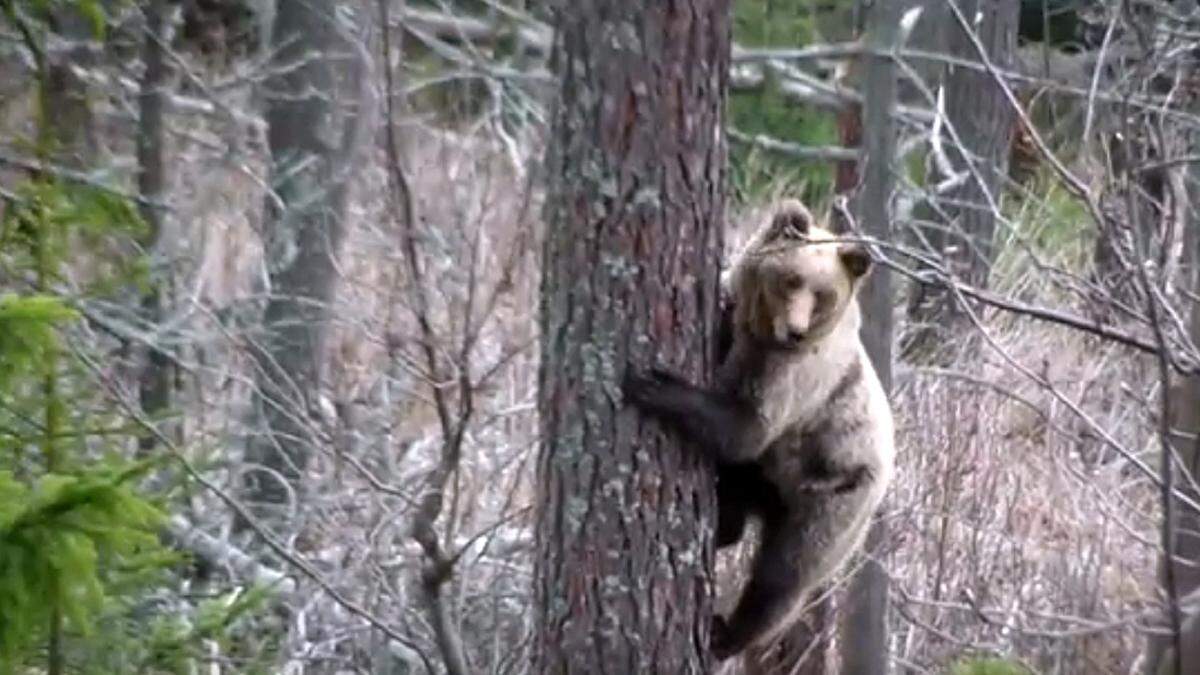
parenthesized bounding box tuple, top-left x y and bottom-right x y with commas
(711, 615, 737, 660)
(835, 464, 875, 494)
(646, 366, 688, 387)
(621, 369, 658, 406)
(621, 366, 685, 406)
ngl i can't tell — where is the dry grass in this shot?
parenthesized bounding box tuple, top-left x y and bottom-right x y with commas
(0, 42, 1172, 672)
(680, 190, 1168, 674)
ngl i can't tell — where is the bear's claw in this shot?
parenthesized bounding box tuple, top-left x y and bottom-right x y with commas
(711, 614, 736, 660)
(622, 366, 687, 405)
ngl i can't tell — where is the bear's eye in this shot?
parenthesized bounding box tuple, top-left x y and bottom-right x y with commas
(815, 290, 837, 313)
(782, 274, 805, 291)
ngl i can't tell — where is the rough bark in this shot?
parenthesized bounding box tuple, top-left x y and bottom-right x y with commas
(834, 101, 863, 199)
(904, 0, 1019, 356)
(534, 1, 730, 672)
(242, 0, 364, 513)
(840, 1, 898, 673)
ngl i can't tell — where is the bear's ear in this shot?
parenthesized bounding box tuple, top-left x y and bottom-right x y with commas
(840, 244, 872, 279)
(764, 199, 812, 242)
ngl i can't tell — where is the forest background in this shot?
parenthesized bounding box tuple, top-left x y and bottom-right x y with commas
(0, 0, 1198, 674)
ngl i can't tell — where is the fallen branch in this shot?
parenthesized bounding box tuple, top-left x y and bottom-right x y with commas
(397, 6, 943, 130)
(729, 128, 859, 162)
(401, 5, 550, 52)
(885, 253, 1199, 375)
(166, 515, 295, 594)
(65, 63, 266, 130)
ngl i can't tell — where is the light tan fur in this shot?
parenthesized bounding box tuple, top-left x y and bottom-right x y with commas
(719, 199, 895, 651)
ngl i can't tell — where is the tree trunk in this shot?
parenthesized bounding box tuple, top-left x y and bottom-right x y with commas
(43, 4, 97, 167)
(1144, 157, 1200, 675)
(242, 0, 364, 514)
(840, 0, 898, 673)
(533, 1, 730, 672)
(1090, 130, 1171, 323)
(137, 0, 175, 455)
(181, 0, 262, 65)
(904, 0, 1018, 356)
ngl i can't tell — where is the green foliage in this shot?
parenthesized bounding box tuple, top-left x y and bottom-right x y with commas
(0, 5, 272, 673)
(729, 94, 838, 206)
(0, 74, 172, 675)
(948, 656, 1032, 675)
(0, 215, 203, 673)
(0, 180, 148, 294)
(139, 585, 279, 674)
(0, 177, 200, 672)
(0, 466, 166, 672)
(730, 0, 844, 206)
(73, 0, 106, 37)
(0, 210, 177, 670)
(0, 295, 76, 390)
(2, 0, 106, 37)
(993, 168, 1092, 282)
(734, 0, 816, 46)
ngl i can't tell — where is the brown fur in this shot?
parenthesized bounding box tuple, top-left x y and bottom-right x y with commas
(624, 199, 895, 660)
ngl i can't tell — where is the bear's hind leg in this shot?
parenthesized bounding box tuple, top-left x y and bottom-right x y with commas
(717, 464, 784, 548)
(712, 524, 808, 659)
(717, 464, 760, 548)
(716, 492, 749, 548)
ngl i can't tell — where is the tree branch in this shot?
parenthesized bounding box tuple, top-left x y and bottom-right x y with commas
(730, 128, 859, 162)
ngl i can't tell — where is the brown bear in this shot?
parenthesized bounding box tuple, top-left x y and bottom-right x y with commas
(623, 198, 895, 660)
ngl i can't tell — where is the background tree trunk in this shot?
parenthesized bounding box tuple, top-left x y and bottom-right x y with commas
(43, 3, 97, 167)
(137, 0, 175, 455)
(242, 0, 364, 515)
(1145, 157, 1200, 675)
(904, 0, 1019, 356)
(840, 0, 898, 673)
(533, 1, 730, 672)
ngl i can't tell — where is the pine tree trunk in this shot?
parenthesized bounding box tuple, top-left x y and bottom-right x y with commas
(137, 0, 175, 455)
(242, 0, 365, 514)
(534, 1, 730, 671)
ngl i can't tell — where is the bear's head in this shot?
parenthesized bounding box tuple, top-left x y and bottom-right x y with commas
(731, 199, 872, 351)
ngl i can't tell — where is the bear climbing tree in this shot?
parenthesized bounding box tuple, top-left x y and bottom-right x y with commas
(533, 1, 730, 672)
(623, 200, 895, 661)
